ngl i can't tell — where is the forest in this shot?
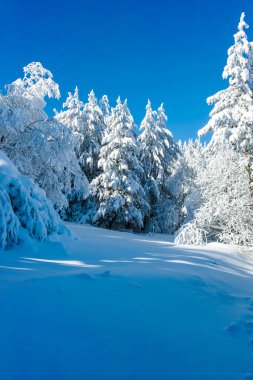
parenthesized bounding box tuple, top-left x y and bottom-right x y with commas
(1, 12, 253, 249)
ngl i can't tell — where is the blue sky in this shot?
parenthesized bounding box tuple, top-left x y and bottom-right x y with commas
(1, 0, 253, 140)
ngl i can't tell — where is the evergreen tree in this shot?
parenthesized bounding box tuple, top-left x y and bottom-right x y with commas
(55, 86, 86, 157)
(99, 94, 111, 127)
(91, 98, 149, 230)
(183, 12, 253, 246)
(138, 100, 180, 233)
(56, 86, 85, 133)
(79, 90, 105, 181)
(138, 100, 162, 221)
(198, 13, 253, 156)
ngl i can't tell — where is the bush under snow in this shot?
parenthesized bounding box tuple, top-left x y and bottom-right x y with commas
(0, 151, 64, 249)
(175, 222, 207, 245)
(176, 146, 253, 246)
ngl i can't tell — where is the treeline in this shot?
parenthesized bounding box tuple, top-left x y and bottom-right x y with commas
(1, 12, 253, 247)
(0, 63, 184, 235)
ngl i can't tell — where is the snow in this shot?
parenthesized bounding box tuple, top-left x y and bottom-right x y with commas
(1, 224, 253, 379)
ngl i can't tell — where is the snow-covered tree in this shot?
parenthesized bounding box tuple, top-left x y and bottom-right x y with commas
(198, 13, 253, 157)
(91, 98, 149, 230)
(180, 12, 253, 246)
(79, 90, 106, 181)
(0, 150, 64, 250)
(138, 100, 181, 233)
(55, 86, 86, 158)
(138, 100, 165, 226)
(57, 89, 106, 182)
(175, 145, 253, 246)
(99, 94, 111, 127)
(6, 61, 60, 109)
(56, 86, 85, 134)
(156, 103, 179, 170)
(178, 139, 206, 223)
(139, 100, 163, 185)
(0, 62, 89, 216)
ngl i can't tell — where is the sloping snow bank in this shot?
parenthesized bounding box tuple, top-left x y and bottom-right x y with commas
(0, 150, 64, 249)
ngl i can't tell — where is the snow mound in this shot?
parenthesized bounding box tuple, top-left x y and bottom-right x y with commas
(0, 151, 64, 249)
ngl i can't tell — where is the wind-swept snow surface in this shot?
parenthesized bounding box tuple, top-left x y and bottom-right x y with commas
(1, 224, 253, 379)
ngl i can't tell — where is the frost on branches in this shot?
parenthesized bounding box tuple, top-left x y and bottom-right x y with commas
(0, 62, 89, 217)
(0, 151, 64, 250)
(91, 98, 149, 230)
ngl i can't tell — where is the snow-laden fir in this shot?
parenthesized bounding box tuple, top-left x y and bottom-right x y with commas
(91, 97, 149, 230)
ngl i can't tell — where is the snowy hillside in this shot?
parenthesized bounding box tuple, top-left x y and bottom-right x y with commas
(1, 223, 253, 380)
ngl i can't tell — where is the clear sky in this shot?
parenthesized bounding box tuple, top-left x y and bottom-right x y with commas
(1, 0, 253, 140)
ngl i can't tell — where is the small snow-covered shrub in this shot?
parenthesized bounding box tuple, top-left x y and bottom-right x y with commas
(175, 222, 207, 245)
(0, 151, 64, 249)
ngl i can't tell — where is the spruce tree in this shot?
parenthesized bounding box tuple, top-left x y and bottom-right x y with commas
(99, 94, 111, 127)
(91, 98, 148, 230)
(138, 100, 180, 233)
(198, 13, 253, 155)
(79, 90, 105, 181)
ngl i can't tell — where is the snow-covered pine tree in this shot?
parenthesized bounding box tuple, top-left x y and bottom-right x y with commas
(79, 90, 106, 181)
(99, 94, 111, 127)
(55, 86, 86, 159)
(91, 97, 149, 230)
(56, 86, 85, 134)
(154, 103, 183, 233)
(54, 86, 90, 220)
(0, 62, 89, 216)
(138, 100, 180, 233)
(138, 100, 163, 226)
(198, 12, 253, 178)
(181, 12, 253, 246)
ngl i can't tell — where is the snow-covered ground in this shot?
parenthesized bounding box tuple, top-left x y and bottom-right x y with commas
(1, 224, 253, 380)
